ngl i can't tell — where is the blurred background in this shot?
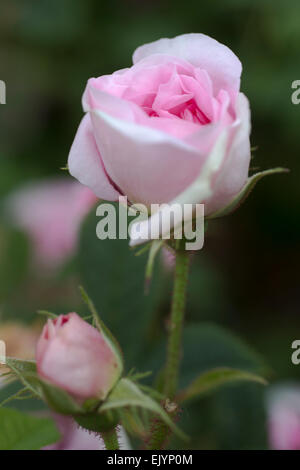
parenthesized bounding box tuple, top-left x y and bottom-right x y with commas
(0, 0, 299, 450)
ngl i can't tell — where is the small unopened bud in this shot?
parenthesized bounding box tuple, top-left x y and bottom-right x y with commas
(36, 313, 122, 402)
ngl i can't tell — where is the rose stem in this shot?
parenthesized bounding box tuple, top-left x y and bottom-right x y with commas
(101, 428, 119, 450)
(164, 248, 189, 398)
(148, 248, 189, 449)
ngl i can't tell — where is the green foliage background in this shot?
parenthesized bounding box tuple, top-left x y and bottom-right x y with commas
(0, 0, 299, 449)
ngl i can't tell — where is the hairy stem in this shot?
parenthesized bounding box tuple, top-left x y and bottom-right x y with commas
(101, 428, 119, 450)
(164, 249, 189, 398)
(148, 249, 189, 449)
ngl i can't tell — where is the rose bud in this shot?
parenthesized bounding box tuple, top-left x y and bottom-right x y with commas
(36, 313, 122, 402)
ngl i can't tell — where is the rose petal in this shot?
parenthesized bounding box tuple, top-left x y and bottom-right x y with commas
(90, 109, 208, 205)
(133, 33, 242, 105)
(68, 114, 120, 200)
(204, 93, 251, 214)
(129, 130, 228, 245)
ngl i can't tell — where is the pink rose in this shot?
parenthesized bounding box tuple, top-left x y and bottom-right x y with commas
(68, 33, 250, 225)
(267, 385, 300, 450)
(36, 313, 122, 401)
(6, 178, 97, 270)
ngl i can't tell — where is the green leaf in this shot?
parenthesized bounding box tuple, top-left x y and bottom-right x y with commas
(143, 323, 268, 389)
(167, 324, 269, 450)
(78, 204, 166, 368)
(207, 167, 289, 219)
(177, 367, 267, 403)
(142, 323, 269, 449)
(179, 323, 268, 387)
(0, 408, 60, 450)
(100, 378, 187, 441)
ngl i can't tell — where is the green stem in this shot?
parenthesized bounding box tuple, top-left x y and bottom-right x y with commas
(101, 428, 119, 450)
(148, 249, 189, 450)
(164, 249, 189, 398)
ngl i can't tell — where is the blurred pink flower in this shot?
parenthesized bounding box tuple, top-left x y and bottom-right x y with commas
(162, 247, 175, 271)
(6, 178, 97, 269)
(44, 414, 101, 450)
(267, 385, 300, 450)
(36, 313, 122, 401)
(44, 415, 130, 450)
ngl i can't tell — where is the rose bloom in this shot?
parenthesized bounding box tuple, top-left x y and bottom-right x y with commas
(6, 178, 97, 270)
(68, 33, 251, 239)
(267, 385, 300, 450)
(36, 313, 122, 401)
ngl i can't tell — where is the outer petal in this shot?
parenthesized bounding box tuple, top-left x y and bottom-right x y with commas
(90, 109, 208, 206)
(204, 93, 251, 214)
(68, 114, 120, 201)
(133, 33, 242, 103)
(129, 131, 228, 246)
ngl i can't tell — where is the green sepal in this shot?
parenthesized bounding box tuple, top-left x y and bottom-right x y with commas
(100, 378, 187, 441)
(2, 358, 42, 399)
(144, 240, 163, 292)
(79, 285, 124, 375)
(207, 167, 289, 219)
(2, 357, 84, 415)
(39, 381, 83, 415)
(74, 409, 119, 433)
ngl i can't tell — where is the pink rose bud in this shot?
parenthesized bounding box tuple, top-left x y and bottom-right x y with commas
(36, 313, 122, 401)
